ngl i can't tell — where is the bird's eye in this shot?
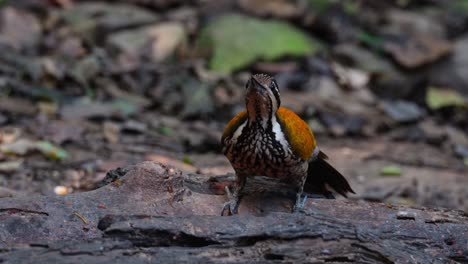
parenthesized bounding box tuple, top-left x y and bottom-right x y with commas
(245, 79, 251, 89)
(269, 79, 281, 107)
(270, 80, 279, 93)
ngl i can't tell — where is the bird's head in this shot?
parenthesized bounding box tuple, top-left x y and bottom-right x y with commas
(245, 74, 281, 126)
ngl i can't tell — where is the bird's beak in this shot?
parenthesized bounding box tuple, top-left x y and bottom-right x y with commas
(247, 77, 265, 94)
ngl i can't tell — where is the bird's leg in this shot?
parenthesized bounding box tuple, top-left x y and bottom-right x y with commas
(221, 175, 246, 216)
(292, 175, 308, 213)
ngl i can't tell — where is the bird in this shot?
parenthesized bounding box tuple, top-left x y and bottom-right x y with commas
(221, 73, 354, 215)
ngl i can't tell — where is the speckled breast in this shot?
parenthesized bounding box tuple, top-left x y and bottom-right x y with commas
(223, 124, 307, 182)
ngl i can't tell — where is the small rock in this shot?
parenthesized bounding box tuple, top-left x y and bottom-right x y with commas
(311, 7, 357, 43)
(313, 77, 373, 115)
(38, 102, 58, 117)
(388, 125, 425, 143)
(58, 36, 87, 58)
(0, 114, 7, 125)
(145, 154, 197, 174)
(0, 97, 38, 116)
(121, 120, 147, 134)
(0, 127, 20, 145)
(445, 126, 468, 147)
(38, 121, 85, 145)
(54, 186, 70, 196)
(148, 22, 187, 62)
(381, 100, 425, 123)
(418, 120, 447, 146)
(180, 79, 214, 118)
(274, 71, 309, 91)
(61, 99, 112, 120)
(103, 122, 120, 144)
(331, 62, 370, 90)
(166, 7, 198, 35)
(384, 9, 446, 38)
(0, 139, 36, 156)
(0, 159, 23, 172)
(396, 211, 416, 220)
(69, 54, 102, 85)
(60, 2, 158, 42)
(429, 35, 468, 96)
(40, 58, 65, 81)
(308, 119, 326, 135)
(307, 57, 333, 76)
(319, 112, 366, 137)
(333, 44, 394, 74)
(333, 44, 421, 100)
(60, 98, 138, 120)
(0, 7, 41, 51)
(361, 186, 396, 202)
(454, 145, 468, 159)
(0, 186, 20, 198)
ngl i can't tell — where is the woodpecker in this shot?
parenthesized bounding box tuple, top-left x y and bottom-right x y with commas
(221, 74, 354, 215)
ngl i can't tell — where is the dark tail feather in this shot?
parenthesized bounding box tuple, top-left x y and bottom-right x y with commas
(304, 156, 355, 198)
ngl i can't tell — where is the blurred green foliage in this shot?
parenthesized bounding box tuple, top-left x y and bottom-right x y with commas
(308, 0, 337, 14)
(36, 141, 69, 161)
(111, 99, 138, 117)
(196, 14, 317, 74)
(380, 165, 402, 176)
(358, 31, 384, 50)
(453, 0, 468, 14)
(182, 156, 193, 165)
(426, 87, 467, 110)
(0, 0, 8, 8)
(158, 126, 173, 136)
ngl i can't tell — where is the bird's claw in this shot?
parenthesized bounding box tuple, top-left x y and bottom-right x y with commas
(292, 195, 308, 213)
(221, 186, 239, 216)
(221, 201, 236, 216)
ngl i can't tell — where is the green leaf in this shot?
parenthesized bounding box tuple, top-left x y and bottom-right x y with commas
(343, 2, 359, 15)
(36, 141, 69, 161)
(453, 0, 468, 14)
(31, 87, 63, 102)
(358, 31, 384, 50)
(197, 14, 318, 74)
(158, 126, 173, 136)
(182, 156, 193, 165)
(426, 87, 467, 110)
(0, 0, 8, 8)
(111, 99, 138, 117)
(380, 165, 402, 176)
(308, 0, 337, 14)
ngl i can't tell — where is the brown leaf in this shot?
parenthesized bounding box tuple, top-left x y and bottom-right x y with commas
(384, 34, 452, 68)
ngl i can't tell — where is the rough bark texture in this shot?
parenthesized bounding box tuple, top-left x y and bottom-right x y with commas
(0, 161, 467, 263)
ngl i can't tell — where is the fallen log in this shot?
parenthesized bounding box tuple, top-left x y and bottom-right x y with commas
(0, 161, 466, 263)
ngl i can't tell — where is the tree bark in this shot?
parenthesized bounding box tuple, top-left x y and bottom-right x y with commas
(0, 161, 466, 263)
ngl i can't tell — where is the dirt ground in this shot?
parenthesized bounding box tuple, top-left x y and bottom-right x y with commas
(0, 0, 467, 213)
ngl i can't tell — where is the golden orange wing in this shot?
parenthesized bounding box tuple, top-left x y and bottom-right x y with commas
(276, 107, 316, 161)
(221, 110, 248, 143)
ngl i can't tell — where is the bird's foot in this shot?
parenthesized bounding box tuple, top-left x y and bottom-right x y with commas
(221, 186, 239, 216)
(292, 195, 308, 213)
